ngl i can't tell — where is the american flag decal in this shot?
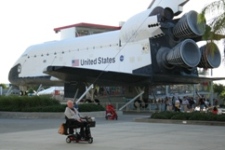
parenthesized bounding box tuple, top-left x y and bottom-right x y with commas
(72, 59, 79, 66)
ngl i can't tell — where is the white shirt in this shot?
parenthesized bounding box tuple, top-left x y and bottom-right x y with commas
(64, 107, 81, 121)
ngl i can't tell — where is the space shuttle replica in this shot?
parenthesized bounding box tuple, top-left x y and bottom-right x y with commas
(8, 0, 224, 97)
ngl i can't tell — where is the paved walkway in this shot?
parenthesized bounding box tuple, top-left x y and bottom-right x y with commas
(0, 117, 225, 150)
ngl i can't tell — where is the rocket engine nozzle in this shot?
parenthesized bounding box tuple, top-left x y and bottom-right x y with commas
(173, 10, 206, 39)
(198, 42, 221, 68)
(157, 39, 201, 69)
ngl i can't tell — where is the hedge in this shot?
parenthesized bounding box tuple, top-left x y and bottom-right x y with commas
(0, 96, 105, 112)
(151, 111, 225, 122)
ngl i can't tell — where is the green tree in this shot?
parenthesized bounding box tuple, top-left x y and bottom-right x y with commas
(198, 0, 225, 41)
(0, 84, 7, 89)
(213, 83, 225, 104)
(220, 90, 225, 105)
(213, 83, 225, 94)
(198, 0, 225, 68)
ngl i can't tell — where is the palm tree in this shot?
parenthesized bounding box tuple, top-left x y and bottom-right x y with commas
(198, 0, 225, 41)
(198, 0, 225, 66)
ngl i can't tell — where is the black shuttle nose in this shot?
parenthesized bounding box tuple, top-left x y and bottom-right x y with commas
(8, 64, 21, 84)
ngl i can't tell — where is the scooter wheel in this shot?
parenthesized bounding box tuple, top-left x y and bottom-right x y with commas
(88, 137, 93, 144)
(66, 137, 71, 143)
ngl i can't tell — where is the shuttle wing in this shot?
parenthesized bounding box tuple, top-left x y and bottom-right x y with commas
(44, 66, 150, 86)
(151, 74, 225, 85)
(44, 66, 225, 86)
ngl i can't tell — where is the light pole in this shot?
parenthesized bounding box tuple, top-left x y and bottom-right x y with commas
(210, 69, 214, 106)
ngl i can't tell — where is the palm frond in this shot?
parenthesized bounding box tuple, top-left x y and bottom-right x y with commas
(198, 0, 225, 41)
(209, 13, 225, 34)
(201, 0, 225, 16)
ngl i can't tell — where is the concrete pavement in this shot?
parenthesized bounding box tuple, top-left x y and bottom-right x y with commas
(0, 114, 225, 150)
(0, 111, 113, 119)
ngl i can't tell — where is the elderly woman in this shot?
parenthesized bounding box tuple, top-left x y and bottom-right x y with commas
(64, 100, 87, 136)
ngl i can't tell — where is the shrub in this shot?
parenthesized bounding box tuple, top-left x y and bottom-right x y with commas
(78, 103, 105, 112)
(151, 111, 180, 119)
(216, 115, 225, 121)
(151, 111, 225, 122)
(22, 105, 66, 112)
(151, 112, 168, 119)
(188, 112, 209, 121)
(171, 113, 188, 120)
(0, 96, 105, 112)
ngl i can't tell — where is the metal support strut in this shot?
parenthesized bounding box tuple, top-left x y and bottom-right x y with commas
(119, 91, 144, 111)
(75, 84, 94, 104)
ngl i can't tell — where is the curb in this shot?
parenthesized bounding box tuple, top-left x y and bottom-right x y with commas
(134, 118, 225, 126)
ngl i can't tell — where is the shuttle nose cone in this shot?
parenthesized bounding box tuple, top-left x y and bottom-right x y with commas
(8, 64, 21, 84)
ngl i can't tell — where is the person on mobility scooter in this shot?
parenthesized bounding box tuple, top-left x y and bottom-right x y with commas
(64, 100, 95, 143)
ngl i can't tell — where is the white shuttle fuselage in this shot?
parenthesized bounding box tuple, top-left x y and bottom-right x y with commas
(17, 31, 151, 77)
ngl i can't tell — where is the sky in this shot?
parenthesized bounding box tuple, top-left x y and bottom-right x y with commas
(0, 0, 224, 84)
